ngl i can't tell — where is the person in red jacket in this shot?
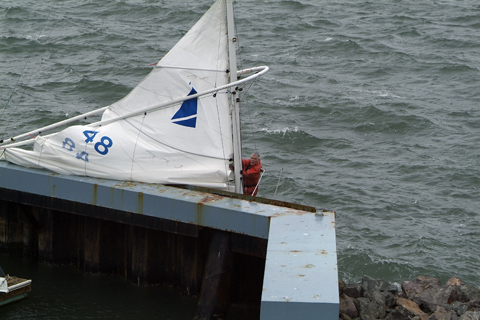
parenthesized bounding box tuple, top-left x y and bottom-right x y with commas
(242, 152, 262, 196)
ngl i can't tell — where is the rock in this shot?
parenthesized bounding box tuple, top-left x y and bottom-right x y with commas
(384, 306, 413, 320)
(340, 313, 352, 320)
(396, 290, 407, 299)
(418, 276, 442, 287)
(340, 294, 359, 319)
(450, 301, 469, 316)
(344, 282, 363, 299)
(460, 284, 480, 302)
(468, 300, 480, 312)
(412, 285, 456, 313)
(383, 291, 396, 309)
(458, 311, 480, 320)
(366, 290, 386, 307)
(396, 298, 428, 320)
(362, 276, 398, 295)
(402, 276, 442, 300)
(433, 305, 458, 320)
(447, 278, 464, 286)
(450, 286, 469, 303)
(355, 297, 385, 320)
(445, 277, 467, 303)
(338, 276, 480, 320)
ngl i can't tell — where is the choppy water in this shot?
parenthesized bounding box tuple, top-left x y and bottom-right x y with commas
(1, 0, 480, 318)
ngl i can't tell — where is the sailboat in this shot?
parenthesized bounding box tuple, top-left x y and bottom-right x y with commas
(0, 0, 268, 194)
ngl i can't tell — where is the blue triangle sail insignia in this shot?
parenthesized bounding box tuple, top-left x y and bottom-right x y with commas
(171, 87, 198, 128)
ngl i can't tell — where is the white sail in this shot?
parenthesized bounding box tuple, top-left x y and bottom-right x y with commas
(3, 0, 234, 189)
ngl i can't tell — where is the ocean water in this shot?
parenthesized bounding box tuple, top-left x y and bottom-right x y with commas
(1, 0, 480, 318)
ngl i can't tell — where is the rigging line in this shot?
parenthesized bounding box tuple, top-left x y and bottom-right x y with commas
(273, 168, 283, 198)
(252, 168, 265, 196)
(1, 0, 63, 128)
(129, 113, 148, 181)
(21, 0, 67, 98)
(232, 7, 243, 74)
(240, 78, 259, 152)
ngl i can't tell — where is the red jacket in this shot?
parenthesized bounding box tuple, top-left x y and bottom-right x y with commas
(242, 158, 262, 196)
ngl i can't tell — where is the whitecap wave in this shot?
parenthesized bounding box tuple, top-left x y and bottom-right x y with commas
(260, 127, 299, 137)
(351, 88, 404, 99)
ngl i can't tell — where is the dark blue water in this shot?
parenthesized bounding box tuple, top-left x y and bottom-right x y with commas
(1, 0, 480, 318)
(0, 254, 197, 319)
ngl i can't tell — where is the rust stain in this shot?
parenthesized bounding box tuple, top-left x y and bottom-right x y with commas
(271, 212, 285, 217)
(290, 250, 301, 253)
(137, 192, 144, 214)
(271, 209, 315, 218)
(181, 190, 202, 197)
(198, 194, 224, 204)
(196, 194, 223, 225)
(299, 274, 305, 277)
(284, 209, 311, 216)
(92, 183, 98, 205)
(115, 181, 139, 188)
(304, 264, 315, 268)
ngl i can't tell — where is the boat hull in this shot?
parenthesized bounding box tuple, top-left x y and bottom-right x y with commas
(0, 277, 32, 307)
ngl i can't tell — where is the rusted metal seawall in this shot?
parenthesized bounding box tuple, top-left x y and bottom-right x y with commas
(0, 161, 339, 320)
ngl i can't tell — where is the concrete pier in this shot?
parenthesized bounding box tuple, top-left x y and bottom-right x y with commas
(0, 161, 338, 319)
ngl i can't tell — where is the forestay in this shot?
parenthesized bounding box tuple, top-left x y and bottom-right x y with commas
(0, 267, 7, 294)
(3, 0, 234, 189)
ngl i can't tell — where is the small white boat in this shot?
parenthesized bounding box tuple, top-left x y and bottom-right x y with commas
(0, 267, 32, 307)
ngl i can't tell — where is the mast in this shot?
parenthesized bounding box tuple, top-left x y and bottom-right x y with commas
(226, 0, 243, 194)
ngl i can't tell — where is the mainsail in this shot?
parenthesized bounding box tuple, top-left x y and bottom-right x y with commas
(3, 0, 238, 189)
